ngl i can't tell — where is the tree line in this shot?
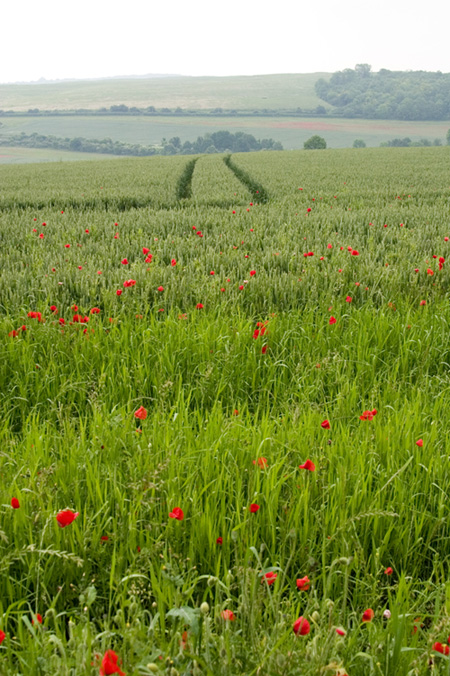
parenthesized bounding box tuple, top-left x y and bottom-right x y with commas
(315, 65, 450, 120)
(0, 131, 283, 156)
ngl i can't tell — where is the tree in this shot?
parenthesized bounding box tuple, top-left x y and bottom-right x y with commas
(447, 129, 450, 145)
(304, 135, 327, 150)
(353, 139, 366, 148)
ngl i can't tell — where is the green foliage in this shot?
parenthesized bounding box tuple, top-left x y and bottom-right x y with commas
(304, 135, 327, 149)
(316, 65, 450, 120)
(0, 147, 450, 674)
(0, 130, 283, 157)
(447, 128, 450, 145)
(353, 139, 366, 148)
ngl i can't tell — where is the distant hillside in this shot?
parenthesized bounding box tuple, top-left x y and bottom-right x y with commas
(315, 65, 450, 120)
(0, 73, 330, 112)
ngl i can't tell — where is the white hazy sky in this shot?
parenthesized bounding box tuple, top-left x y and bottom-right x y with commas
(1, 0, 449, 83)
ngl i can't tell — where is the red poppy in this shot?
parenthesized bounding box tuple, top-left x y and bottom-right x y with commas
(169, 507, 184, 521)
(65, 244, 70, 248)
(100, 649, 125, 675)
(293, 616, 310, 635)
(121, 259, 128, 265)
(416, 439, 423, 447)
(432, 642, 449, 655)
(196, 303, 204, 309)
(249, 503, 260, 513)
(101, 536, 109, 541)
(8, 330, 18, 338)
(221, 609, 235, 621)
(420, 300, 426, 306)
(439, 257, 445, 270)
(157, 286, 164, 292)
(171, 259, 177, 266)
(321, 420, 330, 429)
(239, 285, 244, 290)
(90, 308, 101, 314)
(11, 497, 20, 509)
(134, 406, 147, 420)
(123, 280, 136, 287)
(32, 613, 43, 625)
(384, 567, 393, 575)
(335, 627, 346, 636)
(39, 233, 44, 239)
(85, 229, 89, 233)
(351, 250, 359, 256)
(216, 537, 223, 545)
(261, 571, 277, 586)
(116, 290, 122, 296)
(50, 305, 58, 313)
(299, 459, 316, 471)
(362, 608, 374, 622)
(250, 270, 256, 276)
(261, 345, 267, 354)
(253, 457, 268, 469)
(445, 237, 449, 242)
(27, 311, 42, 322)
(360, 409, 377, 421)
(329, 316, 336, 325)
(142, 247, 150, 255)
(345, 296, 352, 303)
(0, 630, 5, 644)
(296, 576, 310, 591)
(56, 510, 79, 528)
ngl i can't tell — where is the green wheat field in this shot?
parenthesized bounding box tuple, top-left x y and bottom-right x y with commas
(1, 147, 450, 675)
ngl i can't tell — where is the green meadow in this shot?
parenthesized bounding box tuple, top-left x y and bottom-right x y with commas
(1, 147, 450, 675)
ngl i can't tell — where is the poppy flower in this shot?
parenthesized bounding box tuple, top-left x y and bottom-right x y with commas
(157, 286, 164, 292)
(329, 316, 336, 325)
(384, 567, 393, 575)
(299, 459, 316, 471)
(8, 330, 18, 338)
(101, 535, 109, 541)
(123, 280, 136, 287)
(50, 305, 58, 313)
(169, 507, 184, 521)
(142, 247, 150, 255)
(335, 627, 346, 636)
(27, 311, 42, 322)
(100, 649, 125, 675)
(39, 233, 44, 239)
(0, 630, 5, 644)
(32, 613, 43, 625)
(261, 571, 277, 586)
(296, 576, 310, 591)
(196, 303, 204, 309)
(11, 497, 20, 509)
(90, 308, 100, 314)
(65, 244, 70, 248)
(321, 420, 330, 429)
(360, 409, 377, 421)
(171, 259, 177, 266)
(416, 439, 423, 447)
(221, 609, 235, 621)
(432, 642, 449, 655)
(293, 616, 310, 635)
(253, 457, 268, 469)
(351, 250, 359, 256)
(216, 537, 223, 545)
(116, 290, 122, 296)
(439, 257, 445, 270)
(249, 503, 260, 513)
(261, 345, 267, 354)
(345, 296, 352, 303)
(134, 406, 147, 420)
(362, 608, 374, 622)
(56, 510, 79, 528)
(250, 270, 256, 276)
(420, 300, 426, 306)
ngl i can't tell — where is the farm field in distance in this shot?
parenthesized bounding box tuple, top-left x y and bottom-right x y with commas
(1, 114, 449, 164)
(1, 147, 450, 675)
(0, 74, 329, 111)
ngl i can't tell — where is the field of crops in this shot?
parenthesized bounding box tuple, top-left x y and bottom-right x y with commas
(1, 147, 450, 676)
(1, 114, 449, 157)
